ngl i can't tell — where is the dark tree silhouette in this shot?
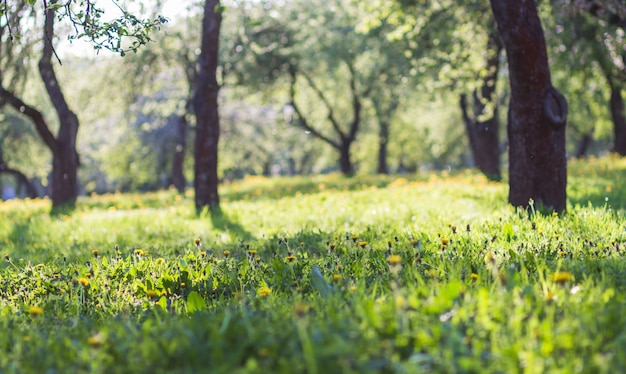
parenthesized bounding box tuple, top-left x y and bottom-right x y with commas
(490, 0, 568, 212)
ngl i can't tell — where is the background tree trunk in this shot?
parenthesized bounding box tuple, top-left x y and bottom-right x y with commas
(172, 113, 188, 193)
(609, 84, 626, 155)
(460, 24, 502, 181)
(377, 122, 389, 175)
(193, 0, 222, 214)
(39, 2, 80, 209)
(490, 0, 568, 212)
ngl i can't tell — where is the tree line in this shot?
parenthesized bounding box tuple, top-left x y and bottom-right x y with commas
(0, 0, 625, 214)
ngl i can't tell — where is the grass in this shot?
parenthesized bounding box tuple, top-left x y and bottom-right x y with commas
(1, 156, 626, 373)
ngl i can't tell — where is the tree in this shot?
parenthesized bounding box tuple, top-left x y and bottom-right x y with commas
(193, 0, 222, 214)
(0, 3, 80, 209)
(490, 0, 568, 212)
(459, 20, 503, 181)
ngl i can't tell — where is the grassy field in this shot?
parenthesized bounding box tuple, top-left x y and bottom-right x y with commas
(1, 156, 626, 373)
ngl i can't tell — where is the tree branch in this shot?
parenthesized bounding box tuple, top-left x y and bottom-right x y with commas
(299, 70, 345, 140)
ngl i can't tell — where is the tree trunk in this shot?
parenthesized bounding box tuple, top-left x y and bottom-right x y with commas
(460, 94, 501, 181)
(490, 0, 568, 212)
(460, 24, 502, 181)
(172, 113, 187, 193)
(0, 162, 38, 198)
(193, 0, 222, 215)
(39, 2, 80, 209)
(609, 85, 626, 155)
(377, 121, 389, 174)
(339, 139, 354, 175)
(574, 133, 593, 159)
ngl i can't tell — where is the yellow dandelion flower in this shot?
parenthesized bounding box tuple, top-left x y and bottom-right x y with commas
(180, 282, 186, 287)
(351, 235, 358, 242)
(194, 238, 201, 247)
(88, 332, 104, 347)
(441, 238, 450, 246)
(255, 257, 261, 263)
(553, 271, 574, 283)
(223, 250, 230, 257)
(387, 254, 402, 266)
(258, 286, 272, 297)
(134, 249, 145, 256)
(285, 255, 296, 262)
(84, 272, 92, 278)
(146, 290, 159, 298)
(332, 274, 342, 282)
(349, 285, 357, 292)
(470, 273, 478, 280)
(329, 243, 336, 250)
(28, 306, 43, 317)
(92, 249, 99, 257)
(78, 277, 90, 287)
(358, 241, 368, 248)
(248, 249, 257, 256)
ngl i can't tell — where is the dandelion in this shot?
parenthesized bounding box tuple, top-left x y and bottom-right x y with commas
(470, 273, 478, 281)
(146, 290, 159, 298)
(294, 302, 308, 317)
(134, 249, 146, 256)
(411, 240, 419, 248)
(451, 226, 457, 234)
(92, 249, 99, 258)
(285, 255, 296, 262)
(258, 286, 272, 297)
(255, 257, 261, 263)
(329, 243, 336, 250)
(28, 306, 43, 317)
(332, 274, 342, 282)
(387, 254, 402, 266)
(248, 249, 257, 256)
(358, 241, 368, 248)
(351, 235, 358, 242)
(194, 238, 201, 247)
(88, 332, 104, 347)
(84, 272, 92, 278)
(78, 277, 90, 287)
(441, 238, 450, 246)
(223, 250, 230, 257)
(553, 271, 574, 283)
(180, 282, 186, 287)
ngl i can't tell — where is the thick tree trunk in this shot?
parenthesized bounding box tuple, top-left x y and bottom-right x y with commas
(193, 0, 222, 214)
(39, 2, 79, 209)
(609, 85, 626, 155)
(377, 122, 389, 175)
(491, 0, 568, 212)
(172, 113, 187, 193)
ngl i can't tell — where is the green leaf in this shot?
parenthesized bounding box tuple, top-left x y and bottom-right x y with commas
(310, 266, 332, 298)
(187, 291, 206, 313)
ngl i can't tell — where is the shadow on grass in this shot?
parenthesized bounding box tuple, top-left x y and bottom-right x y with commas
(210, 210, 254, 241)
(568, 165, 626, 211)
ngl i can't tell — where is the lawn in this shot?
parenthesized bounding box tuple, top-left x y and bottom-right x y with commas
(1, 156, 626, 373)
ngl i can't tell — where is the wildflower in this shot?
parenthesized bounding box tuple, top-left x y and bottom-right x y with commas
(194, 238, 201, 247)
(248, 249, 257, 256)
(441, 238, 449, 246)
(92, 249, 99, 258)
(134, 249, 146, 256)
(470, 273, 478, 281)
(52, 273, 60, 278)
(258, 286, 272, 297)
(451, 226, 457, 234)
(553, 271, 574, 284)
(255, 257, 261, 263)
(88, 332, 104, 347)
(84, 272, 92, 278)
(4, 254, 9, 261)
(351, 235, 358, 242)
(387, 254, 402, 266)
(329, 243, 336, 250)
(411, 240, 419, 248)
(332, 274, 342, 282)
(28, 306, 43, 317)
(78, 277, 90, 287)
(294, 302, 308, 317)
(285, 255, 296, 262)
(180, 282, 186, 287)
(358, 241, 368, 248)
(223, 250, 230, 257)
(349, 285, 357, 292)
(146, 290, 159, 298)
(531, 222, 537, 230)
(200, 251, 207, 258)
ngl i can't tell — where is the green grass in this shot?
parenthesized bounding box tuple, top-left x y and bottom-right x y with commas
(1, 157, 626, 373)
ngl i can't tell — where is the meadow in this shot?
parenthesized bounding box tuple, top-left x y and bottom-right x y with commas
(1, 156, 626, 373)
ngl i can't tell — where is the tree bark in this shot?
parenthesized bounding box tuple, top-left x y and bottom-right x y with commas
(574, 133, 593, 159)
(460, 24, 502, 181)
(39, 2, 80, 209)
(377, 121, 389, 175)
(172, 113, 187, 193)
(490, 0, 568, 212)
(609, 84, 626, 155)
(193, 0, 222, 214)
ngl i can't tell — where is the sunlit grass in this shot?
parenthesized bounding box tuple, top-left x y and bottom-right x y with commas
(1, 157, 626, 372)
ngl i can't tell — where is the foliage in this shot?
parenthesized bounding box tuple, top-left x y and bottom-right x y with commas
(1, 157, 626, 371)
